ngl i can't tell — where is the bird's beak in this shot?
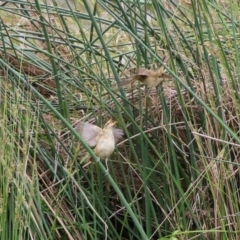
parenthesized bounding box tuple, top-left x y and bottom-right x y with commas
(107, 118, 117, 126)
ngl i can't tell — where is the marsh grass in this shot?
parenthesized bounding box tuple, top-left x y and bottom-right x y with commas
(0, 0, 240, 239)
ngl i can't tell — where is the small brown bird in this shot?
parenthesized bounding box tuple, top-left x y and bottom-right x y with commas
(76, 119, 123, 164)
(119, 57, 170, 88)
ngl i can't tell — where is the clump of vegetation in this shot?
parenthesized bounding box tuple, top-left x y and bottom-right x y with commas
(0, 0, 239, 239)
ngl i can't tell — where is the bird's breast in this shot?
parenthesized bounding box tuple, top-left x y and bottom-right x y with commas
(143, 76, 161, 87)
(94, 131, 115, 158)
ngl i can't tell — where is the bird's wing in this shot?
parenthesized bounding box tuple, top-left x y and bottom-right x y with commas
(75, 122, 101, 147)
(112, 128, 124, 143)
(137, 68, 151, 76)
(119, 78, 135, 86)
(133, 69, 153, 82)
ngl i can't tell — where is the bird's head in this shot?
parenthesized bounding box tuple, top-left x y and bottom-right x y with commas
(104, 118, 117, 128)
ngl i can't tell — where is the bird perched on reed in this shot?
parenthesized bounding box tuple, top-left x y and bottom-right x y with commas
(75, 119, 123, 171)
(119, 56, 170, 88)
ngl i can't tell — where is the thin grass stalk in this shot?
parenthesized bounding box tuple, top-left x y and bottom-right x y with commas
(34, 0, 65, 116)
(1, 0, 240, 239)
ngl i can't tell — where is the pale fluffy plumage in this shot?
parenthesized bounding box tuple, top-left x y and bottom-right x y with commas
(75, 120, 123, 158)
